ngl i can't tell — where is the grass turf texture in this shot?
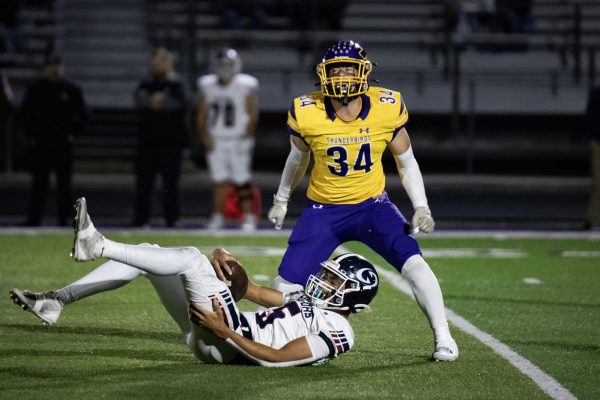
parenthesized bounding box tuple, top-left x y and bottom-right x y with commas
(1, 233, 598, 399)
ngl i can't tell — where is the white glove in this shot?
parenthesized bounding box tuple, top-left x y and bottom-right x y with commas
(411, 206, 435, 234)
(267, 195, 288, 230)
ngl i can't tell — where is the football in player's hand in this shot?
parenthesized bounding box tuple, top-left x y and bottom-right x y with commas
(223, 260, 248, 302)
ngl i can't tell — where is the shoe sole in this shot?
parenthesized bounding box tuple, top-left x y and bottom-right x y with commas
(432, 348, 459, 362)
(9, 289, 54, 325)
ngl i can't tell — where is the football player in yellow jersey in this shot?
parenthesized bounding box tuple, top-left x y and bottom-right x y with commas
(267, 40, 458, 361)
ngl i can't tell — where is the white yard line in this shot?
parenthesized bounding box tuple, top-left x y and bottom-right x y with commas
(561, 251, 600, 257)
(338, 244, 578, 400)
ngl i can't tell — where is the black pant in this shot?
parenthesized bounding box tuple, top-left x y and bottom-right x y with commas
(25, 144, 73, 226)
(133, 145, 182, 226)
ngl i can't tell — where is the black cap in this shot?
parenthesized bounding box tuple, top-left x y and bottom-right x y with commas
(44, 54, 63, 66)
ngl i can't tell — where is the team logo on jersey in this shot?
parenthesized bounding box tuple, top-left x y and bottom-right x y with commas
(356, 268, 378, 287)
(358, 127, 369, 134)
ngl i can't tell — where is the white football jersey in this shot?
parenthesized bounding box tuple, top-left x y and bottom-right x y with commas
(197, 73, 258, 138)
(239, 295, 355, 366)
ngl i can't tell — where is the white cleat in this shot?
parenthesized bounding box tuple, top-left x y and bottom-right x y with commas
(241, 214, 257, 232)
(206, 213, 224, 230)
(433, 338, 459, 362)
(10, 288, 63, 325)
(70, 197, 104, 262)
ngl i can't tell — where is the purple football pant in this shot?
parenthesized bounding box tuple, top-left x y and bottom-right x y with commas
(278, 191, 422, 285)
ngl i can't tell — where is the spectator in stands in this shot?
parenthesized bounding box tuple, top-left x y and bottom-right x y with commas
(443, 0, 462, 34)
(455, 0, 498, 34)
(26, 0, 56, 15)
(284, 0, 347, 31)
(196, 48, 259, 231)
(496, 0, 535, 34)
(219, 0, 266, 30)
(132, 48, 188, 228)
(584, 85, 600, 230)
(21, 55, 87, 226)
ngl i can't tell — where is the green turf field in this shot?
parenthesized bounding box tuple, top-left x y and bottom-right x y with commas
(1, 232, 598, 399)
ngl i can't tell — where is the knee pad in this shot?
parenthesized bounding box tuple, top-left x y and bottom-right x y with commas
(401, 255, 433, 282)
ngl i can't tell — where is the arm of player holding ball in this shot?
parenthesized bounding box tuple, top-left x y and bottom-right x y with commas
(389, 128, 435, 234)
(209, 248, 241, 281)
(190, 299, 316, 367)
(210, 247, 286, 308)
(268, 136, 310, 230)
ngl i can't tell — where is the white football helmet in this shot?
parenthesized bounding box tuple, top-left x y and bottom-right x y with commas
(214, 48, 241, 83)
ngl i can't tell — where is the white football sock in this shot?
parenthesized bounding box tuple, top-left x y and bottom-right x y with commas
(401, 255, 452, 342)
(99, 239, 222, 304)
(100, 239, 200, 276)
(56, 260, 144, 305)
(146, 274, 191, 335)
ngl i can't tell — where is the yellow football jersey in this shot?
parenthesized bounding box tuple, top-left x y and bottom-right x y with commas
(287, 86, 408, 204)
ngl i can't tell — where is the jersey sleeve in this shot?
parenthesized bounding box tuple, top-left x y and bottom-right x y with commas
(392, 94, 409, 139)
(196, 76, 207, 98)
(303, 333, 336, 361)
(248, 75, 259, 92)
(286, 101, 302, 138)
(224, 335, 333, 368)
(313, 329, 353, 358)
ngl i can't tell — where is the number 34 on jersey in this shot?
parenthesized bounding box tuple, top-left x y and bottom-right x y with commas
(287, 87, 408, 204)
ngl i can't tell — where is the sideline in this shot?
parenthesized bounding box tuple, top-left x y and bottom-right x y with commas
(0, 227, 599, 239)
(0, 226, 600, 240)
(338, 244, 578, 400)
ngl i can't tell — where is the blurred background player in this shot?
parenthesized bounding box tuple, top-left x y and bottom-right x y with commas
(267, 40, 458, 361)
(196, 48, 259, 231)
(20, 55, 87, 227)
(132, 48, 188, 228)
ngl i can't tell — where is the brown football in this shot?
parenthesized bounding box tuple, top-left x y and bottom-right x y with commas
(223, 260, 249, 302)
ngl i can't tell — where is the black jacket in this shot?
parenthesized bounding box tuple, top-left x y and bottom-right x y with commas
(20, 78, 87, 145)
(585, 85, 600, 142)
(134, 77, 188, 147)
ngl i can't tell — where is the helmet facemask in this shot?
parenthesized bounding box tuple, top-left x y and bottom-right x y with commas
(316, 58, 372, 104)
(305, 260, 360, 312)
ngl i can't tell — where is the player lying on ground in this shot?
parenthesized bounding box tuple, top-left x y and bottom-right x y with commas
(10, 197, 379, 367)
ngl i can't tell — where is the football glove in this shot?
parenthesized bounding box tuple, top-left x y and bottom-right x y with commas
(267, 195, 288, 230)
(411, 206, 435, 234)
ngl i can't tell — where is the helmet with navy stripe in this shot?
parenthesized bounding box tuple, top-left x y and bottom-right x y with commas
(316, 40, 372, 102)
(305, 253, 379, 313)
(214, 47, 241, 82)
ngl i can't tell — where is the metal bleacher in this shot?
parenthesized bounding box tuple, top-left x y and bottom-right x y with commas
(141, 0, 600, 113)
(3, 0, 599, 175)
(1, 0, 596, 228)
(0, 5, 57, 98)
